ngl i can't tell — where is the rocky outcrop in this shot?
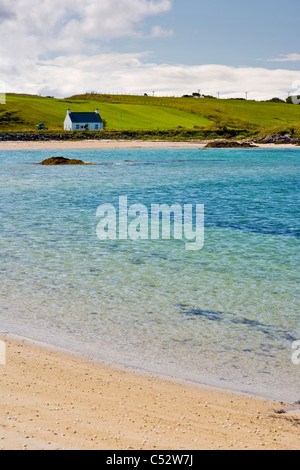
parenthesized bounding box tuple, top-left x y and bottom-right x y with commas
(253, 134, 300, 145)
(0, 132, 103, 142)
(39, 157, 87, 165)
(204, 140, 257, 148)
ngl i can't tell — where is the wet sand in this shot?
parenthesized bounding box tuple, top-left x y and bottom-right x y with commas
(0, 335, 299, 450)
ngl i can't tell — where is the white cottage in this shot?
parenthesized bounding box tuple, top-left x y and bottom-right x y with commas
(64, 109, 103, 131)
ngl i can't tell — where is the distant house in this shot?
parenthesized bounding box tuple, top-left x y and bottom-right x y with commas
(64, 109, 103, 131)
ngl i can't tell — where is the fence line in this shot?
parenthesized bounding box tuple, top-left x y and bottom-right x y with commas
(88, 91, 184, 98)
(85, 91, 291, 101)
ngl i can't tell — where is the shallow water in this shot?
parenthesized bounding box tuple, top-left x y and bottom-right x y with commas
(0, 147, 299, 401)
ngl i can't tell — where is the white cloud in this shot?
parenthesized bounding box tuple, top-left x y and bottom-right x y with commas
(268, 53, 300, 62)
(0, 0, 299, 101)
(149, 25, 174, 38)
(0, 0, 172, 59)
(5, 54, 300, 101)
(0, 0, 15, 22)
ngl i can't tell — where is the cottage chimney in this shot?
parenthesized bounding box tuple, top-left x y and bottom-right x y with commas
(95, 109, 99, 115)
(67, 109, 71, 115)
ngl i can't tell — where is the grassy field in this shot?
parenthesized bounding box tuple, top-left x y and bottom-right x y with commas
(0, 93, 300, 137)
(70, 93, 300, 136)
(0, 94, 211, 132)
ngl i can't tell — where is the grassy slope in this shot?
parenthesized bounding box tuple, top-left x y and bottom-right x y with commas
(1, 93, 300, 136)
(71, 94, 300, 130)
(0, 94, 211, 131)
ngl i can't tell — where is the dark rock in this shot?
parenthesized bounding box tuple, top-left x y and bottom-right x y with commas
(254, 133, 300, 145)
(39, 157, 87, 165)
(204, 140, 257, 149)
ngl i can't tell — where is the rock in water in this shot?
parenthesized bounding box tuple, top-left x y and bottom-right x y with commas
(39, 157, 86, 165)
(204, 140, 257, 148)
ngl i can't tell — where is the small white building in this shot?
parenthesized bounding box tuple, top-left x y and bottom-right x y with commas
(64, 109, 104, 131)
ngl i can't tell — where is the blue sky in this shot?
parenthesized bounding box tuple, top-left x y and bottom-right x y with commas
(113, 0, 300, 68)
(0, 0, 299, 98)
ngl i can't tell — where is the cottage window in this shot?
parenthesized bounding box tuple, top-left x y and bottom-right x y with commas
(76, 125, 80, 130)
(95, 124, 99, 129)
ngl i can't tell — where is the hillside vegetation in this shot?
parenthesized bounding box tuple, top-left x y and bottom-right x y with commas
(0, 93, 299, 139)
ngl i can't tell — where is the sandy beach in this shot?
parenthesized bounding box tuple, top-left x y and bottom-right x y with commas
(0, 140, 207, 151)
(0, 139, 298, 151)
(0, 335, 299, 450)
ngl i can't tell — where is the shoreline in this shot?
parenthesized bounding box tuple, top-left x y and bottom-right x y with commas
(0, 140, 206, 151)
(0, 139, 299, 151)
(1, 333, 300, 450)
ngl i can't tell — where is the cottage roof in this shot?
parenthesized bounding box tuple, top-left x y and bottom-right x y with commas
(68, 112, 103, 123)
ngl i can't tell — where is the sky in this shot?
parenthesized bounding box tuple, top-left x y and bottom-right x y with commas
(0, 0, 299, 99)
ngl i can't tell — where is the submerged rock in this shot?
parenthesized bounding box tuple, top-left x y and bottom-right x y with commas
(39, 157, 88, 165)
(204, 140, 257, 148)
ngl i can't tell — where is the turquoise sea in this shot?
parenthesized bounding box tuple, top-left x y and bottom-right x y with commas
(0, 147, 299, 402)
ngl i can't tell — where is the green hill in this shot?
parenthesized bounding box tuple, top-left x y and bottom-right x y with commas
(0, 94, 211, 132)
(0, 93, 299, 138)
(71, 93, 300, 131)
